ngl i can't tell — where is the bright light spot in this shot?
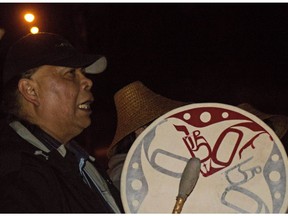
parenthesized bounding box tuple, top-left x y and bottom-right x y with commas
(24, 13, 35, 23)
(30, 26, 39, 34)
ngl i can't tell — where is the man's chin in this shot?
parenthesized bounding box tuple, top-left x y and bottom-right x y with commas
(83, 118, 92, 128)
(76, 117, 92, 131)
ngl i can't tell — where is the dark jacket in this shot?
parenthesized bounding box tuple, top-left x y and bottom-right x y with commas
(0, 119, 124, 213)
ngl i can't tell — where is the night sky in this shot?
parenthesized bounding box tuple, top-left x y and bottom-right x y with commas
(0, 3, 288, 166)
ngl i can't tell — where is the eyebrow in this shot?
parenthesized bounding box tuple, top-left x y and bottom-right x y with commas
(55, 66, 69, 72)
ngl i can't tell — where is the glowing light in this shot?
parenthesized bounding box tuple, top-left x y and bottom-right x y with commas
(30, 26, 39, 34)
(24, 13, 35, 23)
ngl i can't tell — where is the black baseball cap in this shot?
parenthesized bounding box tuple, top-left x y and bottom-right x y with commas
(2, 32, 107, 85)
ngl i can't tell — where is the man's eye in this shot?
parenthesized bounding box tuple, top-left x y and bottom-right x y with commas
(66, 69, 76, 77)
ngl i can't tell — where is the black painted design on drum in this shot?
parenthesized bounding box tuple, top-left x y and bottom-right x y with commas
(263, 142, 287, 213)
(221, 157, 269, 213)
(125, 124, 157, 213)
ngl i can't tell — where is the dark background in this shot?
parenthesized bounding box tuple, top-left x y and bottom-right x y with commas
(0, 3, 288, 167)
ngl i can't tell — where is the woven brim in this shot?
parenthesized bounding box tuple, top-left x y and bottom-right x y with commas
(107, 81, 186, 158)
(238, 103, 288, 139)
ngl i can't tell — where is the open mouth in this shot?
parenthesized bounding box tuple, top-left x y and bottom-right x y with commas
(78, 100, 93, 111)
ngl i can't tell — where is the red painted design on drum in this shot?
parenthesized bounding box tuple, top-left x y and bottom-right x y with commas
(169, 107, 272, 177)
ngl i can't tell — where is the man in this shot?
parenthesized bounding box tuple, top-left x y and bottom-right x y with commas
(0, 32, 123, 213)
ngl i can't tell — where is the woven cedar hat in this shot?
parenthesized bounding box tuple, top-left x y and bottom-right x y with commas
(238, 103, 288, 139)
(107, 81, 186, 158)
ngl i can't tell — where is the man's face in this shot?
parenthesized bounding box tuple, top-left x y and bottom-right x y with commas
(30, 65, 94, 142)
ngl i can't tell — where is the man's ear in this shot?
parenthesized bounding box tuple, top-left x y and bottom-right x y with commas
(18, 78, 40, 106)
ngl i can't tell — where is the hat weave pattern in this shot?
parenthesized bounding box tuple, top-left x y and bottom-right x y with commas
(108, 81, 186, 157)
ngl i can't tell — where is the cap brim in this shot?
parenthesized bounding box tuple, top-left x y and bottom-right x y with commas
(51, 54, 107, 74)
(85, 56, 107, 74)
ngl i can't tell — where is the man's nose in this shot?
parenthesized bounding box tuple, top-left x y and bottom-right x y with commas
(80, 73, 93, 90)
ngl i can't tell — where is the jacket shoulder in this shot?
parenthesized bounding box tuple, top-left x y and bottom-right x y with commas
(0, 120, 42, 174)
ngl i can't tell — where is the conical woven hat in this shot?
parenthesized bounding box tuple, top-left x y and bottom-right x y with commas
(108, 81, 186, 158)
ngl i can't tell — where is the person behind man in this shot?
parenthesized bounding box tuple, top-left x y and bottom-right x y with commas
(107, 81, 186, 190)
(107, 81, 288, 190)
(0, 32, 123, 213)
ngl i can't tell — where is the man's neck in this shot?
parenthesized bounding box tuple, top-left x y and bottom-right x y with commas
(20, 120, 63, 151)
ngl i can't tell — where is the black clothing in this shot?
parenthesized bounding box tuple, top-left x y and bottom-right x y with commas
(0, 119, 123, 213)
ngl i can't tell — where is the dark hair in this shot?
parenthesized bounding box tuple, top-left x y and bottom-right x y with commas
(1, 67, 38, 121)
(114, 132, 136, 155)
(114, 121, 153, 155)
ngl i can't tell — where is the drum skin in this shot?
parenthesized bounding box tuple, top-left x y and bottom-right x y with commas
(121, 103, 288, 213)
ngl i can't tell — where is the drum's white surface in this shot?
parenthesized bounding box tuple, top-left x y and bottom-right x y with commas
(121, 103, 288, 213)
